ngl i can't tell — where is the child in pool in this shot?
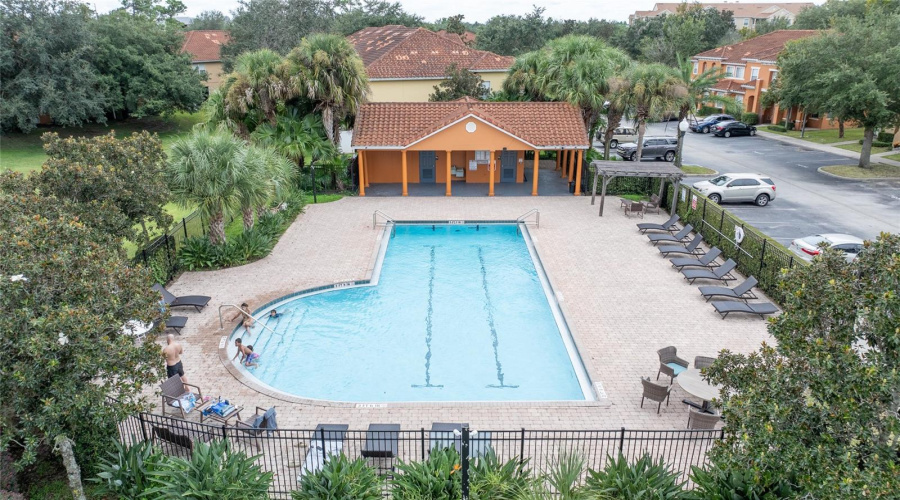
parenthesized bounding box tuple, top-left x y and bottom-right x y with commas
(244, 345, 260, 368)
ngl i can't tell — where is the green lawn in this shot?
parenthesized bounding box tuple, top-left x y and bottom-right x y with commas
(836, 143, 893, 155)
(681, 164, 717, 175)
(0, 112, 203, 174)
(764, 126, 866, 144)
(821, 164, 900, 178)
(880, 152, 900, 162)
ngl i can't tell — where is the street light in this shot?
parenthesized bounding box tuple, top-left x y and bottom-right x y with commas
(675, 119, 690, 169)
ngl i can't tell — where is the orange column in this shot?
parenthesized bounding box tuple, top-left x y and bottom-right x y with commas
(568, 149, 575, 183)
(574, 149, 584, 195)
(532, 150, 540, 196)
(560, 150, 567, 178)
(364, 155, 370, 187)
(445, 150, 452, 196)
(358, 151, 366, 197)
(488, 150, 496, 197)
(401, 150, 408, 196)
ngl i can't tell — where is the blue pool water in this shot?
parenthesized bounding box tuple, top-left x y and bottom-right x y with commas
(230, 224, 590, 402)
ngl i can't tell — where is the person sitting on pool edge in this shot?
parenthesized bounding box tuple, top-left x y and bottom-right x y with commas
(232, 337, 252, 363)
(244, 345, 260, 368)
(230, 303, 255, 337)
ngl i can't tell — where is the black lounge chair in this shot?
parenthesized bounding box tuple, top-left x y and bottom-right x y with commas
(699, 277, 759, 302)
(658, 235, 704, 257)
(361, 424, 400, 459)
(153, 284, 211, 312)
(682, 259, 736, 284)
(430, 422, 466, 452)
(165, 316, 188, 334)
(712, 300, 779, 319)
(300, 424, 348, 478)
(670, 248, 722, 270)
(637, 213, 680, 234)
(648, 224, 693, 246)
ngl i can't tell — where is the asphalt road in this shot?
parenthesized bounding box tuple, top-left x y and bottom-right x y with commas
(641, 122, 900, 245)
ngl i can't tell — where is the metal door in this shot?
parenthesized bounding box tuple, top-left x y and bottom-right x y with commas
(419, 151, 436, 183)
(500, 150, 517, 183)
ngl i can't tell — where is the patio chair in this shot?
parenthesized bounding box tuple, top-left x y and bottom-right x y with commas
(235, 406, 278, 439)
(657, 346, 689, 383)
(670, 247, 722, 270)
(637, 213, 680, 234)
(640, 377, 672, 414)
(624, 201, 644, 218)
(682, 259, 736, 284)
(648, 224, 694, 246)
(165, 316, 188, 334)
(687, 409, 722, 430)
(159, 375, 210, 419)
(361, 423, 400, 459)
(711, 301, 779, 319)
(642, 194, 662, 214)
(694, 356, 716, 370)
(658, 235, 704, 257)
(299, 424, 348, 478)
(151, 419, 214, 455)
(698, 277, 758, 302)
(152, 284, 211, 312)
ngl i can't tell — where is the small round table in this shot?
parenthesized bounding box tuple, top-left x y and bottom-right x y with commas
(676, 368, 720, 413)
(121, 320, 153, 339)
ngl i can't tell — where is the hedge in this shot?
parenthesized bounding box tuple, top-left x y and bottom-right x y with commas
(766, 125, 787, 132)
(876, 131, 894, 143)
(741, 112, 759, 126)
(859, 139, 893, 148)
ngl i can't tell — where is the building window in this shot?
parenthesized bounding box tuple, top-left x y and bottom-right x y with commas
(475, 150, 490, 164)
(479, 81, 491, 98)
(735, 95, 744, 105)
(770, 70, 779, 83)
(725, 66, 744, 79)
(192, 64, 207, 74)
(750, 67, 759, 81)
(692, 62, 698, 74)
(743, 18, 749, 26)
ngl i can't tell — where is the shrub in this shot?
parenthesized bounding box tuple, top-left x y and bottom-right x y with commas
(741, 113, 759, 126)
(785, 122, 795, 131)
(255, 212, 284, 239)
(231, 229, 273, 262)
(585, 454, 686, 499)
(291, 454, 382, 500)
(469, 449, 536, 500)
(688, 465, 797, 500)
(876, 131, 894, 143)
(392, 447, 462, 500)
(697, 106, 721, 117)
(90, 439, 164, 500)
(178, 236, 218, 270)
(858, 139, 892, 147)
(766, 125, 787, 132)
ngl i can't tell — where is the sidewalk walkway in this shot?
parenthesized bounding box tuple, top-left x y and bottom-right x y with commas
(756, 130, 900, 168)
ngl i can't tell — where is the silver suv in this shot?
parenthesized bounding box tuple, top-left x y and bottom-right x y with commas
(692, 173, 777, 206)
(616, 136, 678, 162)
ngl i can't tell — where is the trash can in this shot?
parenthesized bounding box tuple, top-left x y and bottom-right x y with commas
(569, 181, 575, 194)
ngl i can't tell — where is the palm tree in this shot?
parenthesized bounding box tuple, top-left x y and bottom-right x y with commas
(600, 76, 631, 161)
(235, 145, 294, 229)
(502, 50, 549, 102)
(223, 49, 294, 135)
(619, 63, 686, 162)
(673, 55, 731, 168)
(167, 130, 248, 245)
(285, 34, 369, 146)
(251, 109, 337, 175)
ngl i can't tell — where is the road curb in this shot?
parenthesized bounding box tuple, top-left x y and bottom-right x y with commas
(816, 166, 899, 182)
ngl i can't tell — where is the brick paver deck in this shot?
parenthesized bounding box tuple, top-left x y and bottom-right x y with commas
(160, 196, 770, 431)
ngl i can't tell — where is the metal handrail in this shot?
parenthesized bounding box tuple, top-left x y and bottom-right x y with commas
(218, 304, 280, 336)
(516, 209, 540, 228)
(373, 210, 396, 229)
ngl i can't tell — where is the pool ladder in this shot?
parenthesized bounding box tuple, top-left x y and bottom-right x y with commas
(373, 210, 397, 237)
(516, 209, 540, 234)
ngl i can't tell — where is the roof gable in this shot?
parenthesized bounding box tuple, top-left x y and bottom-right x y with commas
(180, 30, 229, 62)
(693, 30, 821, 64)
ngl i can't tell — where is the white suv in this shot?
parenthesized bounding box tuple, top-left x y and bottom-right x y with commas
(692, 173, 777, 206)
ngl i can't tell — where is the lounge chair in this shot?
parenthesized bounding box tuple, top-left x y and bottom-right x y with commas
(711, 301, 779, 319)
(640, 377, 672, 414)
(428, 422, 491, 458)
(152, 284, 211, 312)
(658, 235, 704, 257)
(657, 346, 689, 383)
(687, 409, 722, 429)
(624, 201, 644, 218)
(637, 213, 680, 234)
(670, 247, 722, 270)
(648, 225, 694, 246)
(682, 259, 736, 284)
(642, 194, 662, 215)
(361, 424, 400, 459)
(165, 316, 188, 334)
(152, 420, 214, 455)
(159, 375, 210, 419)
(698, 277, 758, 302)
(300, 424, 348, 478)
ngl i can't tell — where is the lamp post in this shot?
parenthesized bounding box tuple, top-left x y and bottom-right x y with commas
(675, 118, 690, 169)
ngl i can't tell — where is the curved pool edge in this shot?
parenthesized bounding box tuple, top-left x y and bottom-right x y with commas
(217, 220, 610, 408)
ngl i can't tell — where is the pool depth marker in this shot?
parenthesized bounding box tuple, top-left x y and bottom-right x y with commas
(478, 247, 518, 389)
(412, 245, 443, 389)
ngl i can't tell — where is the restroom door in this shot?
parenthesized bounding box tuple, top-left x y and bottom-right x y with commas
(419, 151, 436, 183)
(500, 150, 517, 183)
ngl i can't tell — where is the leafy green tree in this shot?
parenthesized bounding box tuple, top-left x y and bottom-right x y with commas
(0, 181, 165, 498)
(91, 9, 206, 120)
(285, 33, 369, 146)
(0, 0, 107, 133)
(706, 233, 900, 499)
(189, 10, 230, 30)
(748, 16, 791, 37)
(614, 63, 685, 161)
(614, 5, 736, 65)
(548, 18, 625, 43)
(429, 63, 486, 101)
(792, 0, 871, 29)
(330, 0, 423, 36)
(441, 14, 467, 35)
(35, 131, 173, 244)
(475, 6, 548, 56)
(120, 0, 185, 20)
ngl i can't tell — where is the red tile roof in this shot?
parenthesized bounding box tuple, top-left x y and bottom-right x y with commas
(347, 25, 513, 79)
(693, 30, 820, 64)
(710, 80, 746, 93)
(180, 30, 230, 63)
(352, 100, 589, 149)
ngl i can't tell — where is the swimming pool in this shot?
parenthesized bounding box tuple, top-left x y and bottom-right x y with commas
(227, 223, 593, 402)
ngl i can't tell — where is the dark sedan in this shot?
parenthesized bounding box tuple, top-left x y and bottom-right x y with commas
(713, 121, 757, 138)
(690, 114, 734, 134)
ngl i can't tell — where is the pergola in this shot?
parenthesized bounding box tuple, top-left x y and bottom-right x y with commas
(589, 161, 685, 216)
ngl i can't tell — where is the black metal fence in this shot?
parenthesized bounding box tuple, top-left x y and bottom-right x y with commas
(132, 210, 206, 284)
(116, 411, 721, 498)
(667, 185, 801, 304)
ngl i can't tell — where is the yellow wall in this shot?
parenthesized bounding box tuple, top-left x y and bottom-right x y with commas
(198, 61, 227, 90)
(367, 71, 509, 102)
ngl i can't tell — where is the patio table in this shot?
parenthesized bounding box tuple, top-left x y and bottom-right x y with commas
(676, 368, 720, 414)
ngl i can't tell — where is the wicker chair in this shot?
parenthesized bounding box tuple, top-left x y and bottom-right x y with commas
(657, 346, 689, 384)
(687, 409, 723, 430)
(643, 194, 661, 214)
(624, 201, 645, 218)
(640, 377, 672, 414)
(694, 356, 716, 370)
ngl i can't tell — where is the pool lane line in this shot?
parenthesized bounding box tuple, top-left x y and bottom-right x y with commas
(478, 247, 518, 390)
(412, 245, 443, 389)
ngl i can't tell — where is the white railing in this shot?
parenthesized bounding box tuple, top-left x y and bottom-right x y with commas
(516, 209, 540, 229)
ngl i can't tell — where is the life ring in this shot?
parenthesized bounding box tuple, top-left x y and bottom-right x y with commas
(734, 226, 745, 244)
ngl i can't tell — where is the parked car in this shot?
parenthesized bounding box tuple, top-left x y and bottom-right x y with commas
(596, 127, 638, 149)
(789, 234, 865, 262)
(713, 121, 757, 137)
(692, 173, 777, 206)
(690, 114, 734, 134)
(616, 137, 678, 162)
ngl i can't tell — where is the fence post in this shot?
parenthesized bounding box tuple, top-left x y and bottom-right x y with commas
(461, 427, 470, 500)
(421, 427, 426, 461)
(718, 211, 725, 245)
(221, 424, 227, 441)
(138, 412, 148, 443)
(702, 198, 707, 220)
(618, 427, 625, 456)
(183, 217, 188, 240)
(319, 427, 327, 466)
(759, 238, 767, 275)
(788, 255, 794, 269)
(519, 428, 526, 465)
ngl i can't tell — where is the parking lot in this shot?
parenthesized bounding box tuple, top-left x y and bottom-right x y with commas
(639, 122, 900, 244)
